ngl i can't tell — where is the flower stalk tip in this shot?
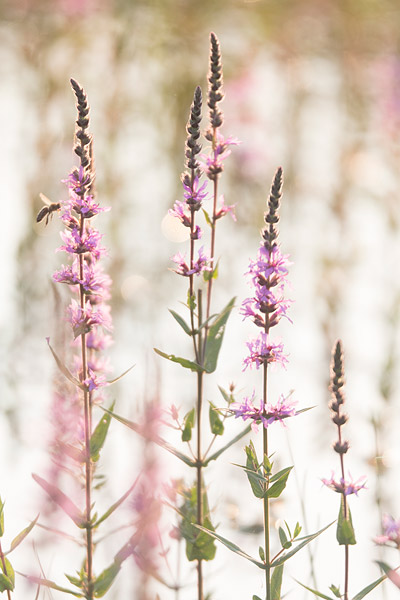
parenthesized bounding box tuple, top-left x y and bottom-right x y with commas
(207, 32, 224, 131)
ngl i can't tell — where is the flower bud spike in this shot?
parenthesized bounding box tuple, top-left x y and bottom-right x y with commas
(207, 32, 224, 131)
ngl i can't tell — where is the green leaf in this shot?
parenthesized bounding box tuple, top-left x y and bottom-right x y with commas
(202, 208, 212, 227)
(204, 424, 251, 466)
(194, 525, 264, 569)
(169, 309, 192, 336)
(182, 408, 196, 442)
(203, 297, 236, 373)
(271, 522, 334, 568)
(26, 575, 83, 597)
(154, 348, 205, 373)
(244, 442, 264, 499)
(65, 574, 82, 588)
(353, 568, 388, 600)
(0, 558, 14, 592)
(218, 385, 234, 405)
(90, 402, 115, 462)
(293, 522, 302, 538)
(337, 496, 356, 545)
(179, 485, 216, 561)
(295, 580, 335, 600)
(271, 564, 284, 600)
(106, 364, 135, 385)
(46, 339, 83, 389)
(258, 546, 265, 562)
(100, 407, 196, 467)
(253, 597, 263, 600)
(209, 402, 224, 435)
(32, 474, 84, 527)
(7, 514, 39, 554)
(329, 584, 341, 598)
(94, 477, 140, 527)
(278, 527, 291, 550)
(93, 562, 120, 597)
(0, 498, 4, 537)
(266, 467, 293, 499)
(187, 290, 196, 311)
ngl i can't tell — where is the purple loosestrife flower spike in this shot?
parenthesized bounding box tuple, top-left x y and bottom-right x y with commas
(238, 169, 292, 377)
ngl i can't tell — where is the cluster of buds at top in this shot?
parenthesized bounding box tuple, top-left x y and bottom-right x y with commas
(206, 32, 224, 132)
(169, 33, 237, 279)
(329, 340, 350, 455)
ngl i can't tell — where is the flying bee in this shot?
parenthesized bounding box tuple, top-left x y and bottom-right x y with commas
(36, 193, 61, 225)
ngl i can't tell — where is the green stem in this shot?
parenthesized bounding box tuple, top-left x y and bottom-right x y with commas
(79, 247, 93, 600)
(263, 362, 271, 600)
(197, 291, 204, 600)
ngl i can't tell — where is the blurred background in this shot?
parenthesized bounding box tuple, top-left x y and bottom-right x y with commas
(1, 0, 400, 598)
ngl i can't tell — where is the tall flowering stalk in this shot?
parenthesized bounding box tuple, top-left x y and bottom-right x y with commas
(239, 168, 293, 599)
(159, 33, 238, 600)
(321, 341, 366, 600)
(32, 79, 138, 600)
(200, 171, 331, 599)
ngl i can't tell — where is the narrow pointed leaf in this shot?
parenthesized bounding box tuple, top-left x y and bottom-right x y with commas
(169, 309, 192, 335)
(209, 402, 224, 435)
(295, 579, 335, 600)
(194, 525, 265, 569)
(101, 407, 196, 467)
(271, 564, 284, 600)
(32, 474, 84, 527)
(90, 402, 114, 462)
(294, 522, 302, 538)
(203, 297, 236, 373)
(94, 476, 140, 528)
(330, 584, 341, 598)
(93, 562, 120, 597)
(204, 424, 251, 465)
(259, 546, 265, 561)
(218, 385, 234, 405)
(0, 498, 4, 537)
(253, 596, 262, 600)
(26, 575, 83, 596)
(154, 348, 205, 373)
(278, 527, 291, 549)
(352, 568, 388, 600)
(179, 486, 216, 561)
(46, 339, 83, 389)
(182, 408, 195, 442)
(202, 208, 212, 227)
(337, 496, 356, 545)
(7, 514, 39, 554)
(0, 558, 14, 591)
(271, 522, 334, 567)
(107, 365, 135, 385)
(266, 467, 293, 499)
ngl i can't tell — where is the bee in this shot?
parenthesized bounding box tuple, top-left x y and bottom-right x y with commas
(36, 193, 61, 225)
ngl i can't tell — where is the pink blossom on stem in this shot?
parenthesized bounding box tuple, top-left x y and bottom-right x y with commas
(215, 194, 237, 221)
(171, 246, 211, 277)
(243, 332, 288, 371)
(321, 472, 366, 496)
(231, 392, 297, 432)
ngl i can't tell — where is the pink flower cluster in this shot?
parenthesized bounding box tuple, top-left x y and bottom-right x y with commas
(201, 131, 240, 180)
(375, 515, 400, 548)
(231, 392, 297, 432)
(53, 163, 112, 396)
(321, 472, 366, 497)
(240, 245, 291, 371)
